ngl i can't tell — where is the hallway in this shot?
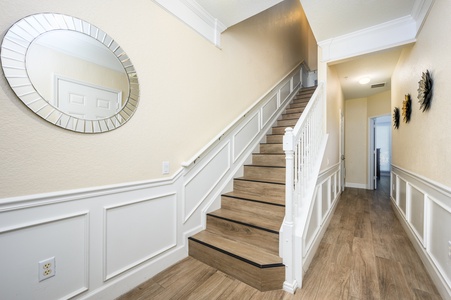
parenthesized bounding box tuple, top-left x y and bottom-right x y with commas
(117, 177, 441, 299)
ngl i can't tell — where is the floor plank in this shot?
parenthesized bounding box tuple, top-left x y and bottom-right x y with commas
(116, 177, 442, 300)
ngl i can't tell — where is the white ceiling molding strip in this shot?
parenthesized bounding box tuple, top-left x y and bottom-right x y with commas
(152, 0, 227, 47)
(318, 16, 417, 63)
(318, 0, 434, 63)
(411, 0, 435, 33)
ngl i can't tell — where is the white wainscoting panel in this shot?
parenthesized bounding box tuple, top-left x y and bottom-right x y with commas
(321, 181, 329, 219)
(293, 71, 301, 88)
(391, 165, 451, 299)
(104, 194, 177, 280)
(429, 199, 451, 290)
(183, 143, 230, 222)
(280, 80, 292, 104)
(261, 94, 278, 129)
(398, 178, 407, 215)
(233, 113, 260, 162)
(302, 164, 341, 270)
(0, 62, 309, 300)
(409, 184, 425, 243)
(0, 213, 88, 300)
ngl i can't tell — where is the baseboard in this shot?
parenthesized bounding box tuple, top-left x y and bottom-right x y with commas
(345, 182, 367, 189)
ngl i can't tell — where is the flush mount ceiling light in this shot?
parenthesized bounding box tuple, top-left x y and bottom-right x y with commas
(359, 77, 371, 84)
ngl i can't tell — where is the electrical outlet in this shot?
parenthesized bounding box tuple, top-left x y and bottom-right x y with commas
(38, 257, 55, 282)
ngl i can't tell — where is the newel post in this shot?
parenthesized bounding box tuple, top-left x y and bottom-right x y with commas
(282, 127, 296, 293)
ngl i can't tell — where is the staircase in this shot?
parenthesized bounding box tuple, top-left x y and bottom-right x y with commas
(188, 86, 316, 291)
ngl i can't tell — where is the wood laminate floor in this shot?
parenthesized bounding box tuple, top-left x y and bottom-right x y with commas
(117, 176, 441, 300)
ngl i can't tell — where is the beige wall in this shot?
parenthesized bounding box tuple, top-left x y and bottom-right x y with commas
(0, 0, 314, 198)
(391, 1, 451, 187)
(344, 91, 391, 186)
(320, 62, 344, 170)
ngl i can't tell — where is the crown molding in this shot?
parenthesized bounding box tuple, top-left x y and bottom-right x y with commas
(152, 0, 227, 48)
(318, 0, 435, 63)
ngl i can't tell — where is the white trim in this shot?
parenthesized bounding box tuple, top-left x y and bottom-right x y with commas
(319, 16, 416, 63)
(391, 165, 451, 299)
(411, 0, 435, 33)
(0, 169, 184, 212)
(318, 0, 434, 63)
(345, 182, 367, 189)
(0, 62, 309, 299)
(152, 0, 226, 47)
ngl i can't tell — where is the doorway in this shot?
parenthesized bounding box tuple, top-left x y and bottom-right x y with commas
(368, 115, 391, 190)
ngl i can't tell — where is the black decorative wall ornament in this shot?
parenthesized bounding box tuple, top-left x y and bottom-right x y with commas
(402, 94, 412, 123)
(393, 107, 400, 129)
(418, 70, 433, 112)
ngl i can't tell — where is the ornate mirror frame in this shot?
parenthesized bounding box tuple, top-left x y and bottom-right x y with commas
(0, 13, 139, 133)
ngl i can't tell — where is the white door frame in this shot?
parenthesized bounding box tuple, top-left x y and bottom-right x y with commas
(368, 114, 390, 189)
(340, 109, 345, 191)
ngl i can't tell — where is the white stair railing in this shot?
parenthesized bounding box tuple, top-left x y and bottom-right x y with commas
(281, 82, 327, 293)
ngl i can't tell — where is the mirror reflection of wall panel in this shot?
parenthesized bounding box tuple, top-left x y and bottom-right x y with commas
(0, 13, 139, 133)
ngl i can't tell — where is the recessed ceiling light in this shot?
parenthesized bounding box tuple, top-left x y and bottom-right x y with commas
(359, 77, 371, 84)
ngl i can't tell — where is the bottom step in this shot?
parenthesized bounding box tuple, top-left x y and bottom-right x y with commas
(189, 237, 284, 291)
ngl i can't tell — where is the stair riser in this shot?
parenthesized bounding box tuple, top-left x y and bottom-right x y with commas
(285, 107, 303, 114)
(277, 119, 297, 127)
(289, 102, 307, 109)
(221, 196, 284, 216)
(206, 215, 279, 255)
(244, 165, 285, 182)
(271, 127, 285, 135)
(259, 143, 283, 153)
(292, 97, 310, 103)
(282, 112, 301, 119)
(266, 135, 283, 143)
(189, 240, 284, 291)
(252, 154, 285, 167)
(233, 180, 284, 203)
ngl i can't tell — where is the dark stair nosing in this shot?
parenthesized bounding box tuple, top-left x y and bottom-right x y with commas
(207, 213, 281, 234)
(244, 164, 285, 169)
(189, 236, 284, 269)
(234, 177, 285, 185)
(222, 193, 285, 207)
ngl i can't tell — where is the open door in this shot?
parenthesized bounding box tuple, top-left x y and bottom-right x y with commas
(340, 110, 346, 191)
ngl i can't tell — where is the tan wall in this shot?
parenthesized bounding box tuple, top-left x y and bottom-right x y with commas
(0, 0, 314, 198)
(344, 91, 391, 186)
(392, 1, 451, 187)
(320, 63, 344, 170)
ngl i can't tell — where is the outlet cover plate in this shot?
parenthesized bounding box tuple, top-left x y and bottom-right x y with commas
(38, 257, 55, 281)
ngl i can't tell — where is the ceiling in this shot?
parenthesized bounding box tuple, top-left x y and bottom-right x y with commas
(188, 0, 434, 99)
(299, 0, 433, 99)
(330, 46, 407, 99)
(300, 0, 417, 42)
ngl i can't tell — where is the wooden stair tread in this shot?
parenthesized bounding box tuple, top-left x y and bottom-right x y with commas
(189, 231, 283, 267)
(209, 206, 284, 233)
(223, 191, 284, 206)
(187, 86, 315, 291)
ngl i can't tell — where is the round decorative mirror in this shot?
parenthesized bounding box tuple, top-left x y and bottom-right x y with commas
(0, 13, 139, 133)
